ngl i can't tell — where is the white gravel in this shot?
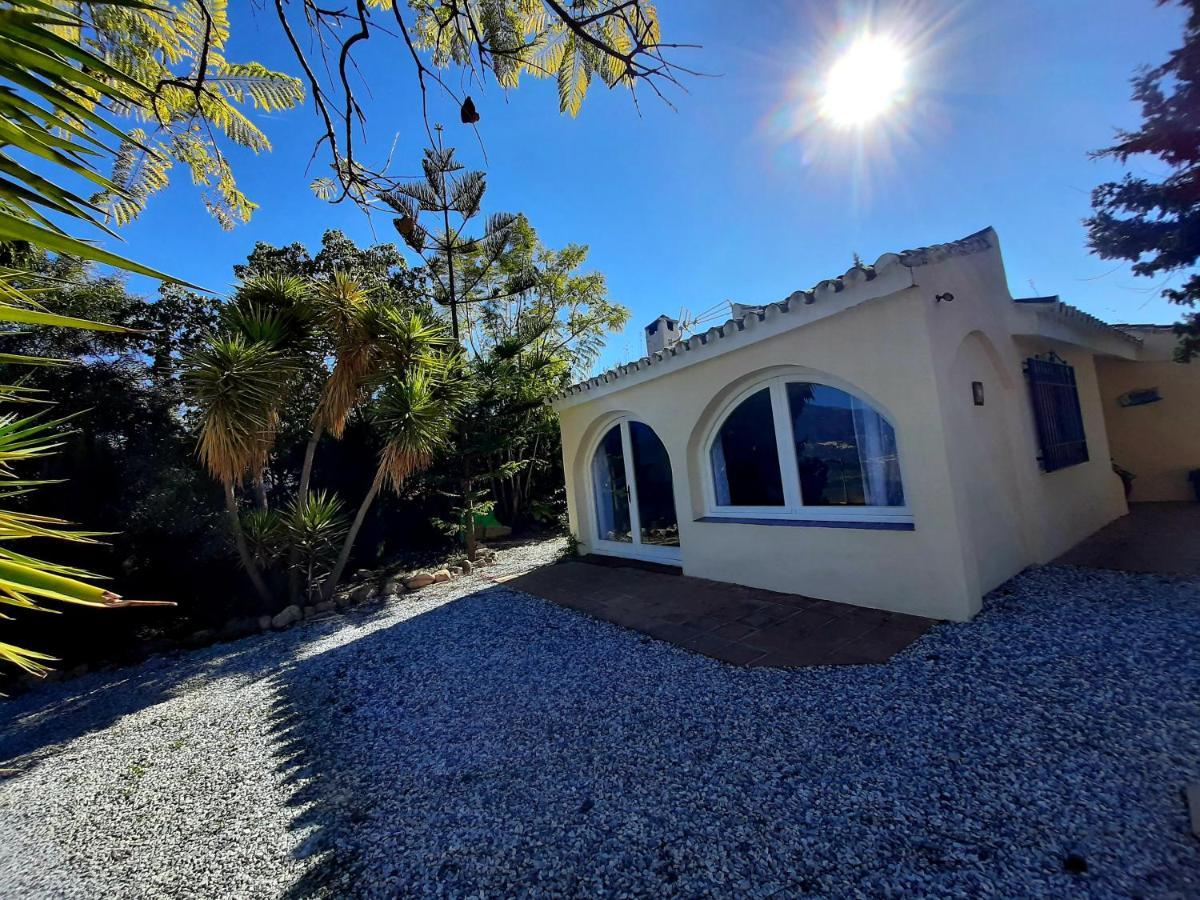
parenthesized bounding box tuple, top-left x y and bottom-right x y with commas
(1, 540, 1197, 898)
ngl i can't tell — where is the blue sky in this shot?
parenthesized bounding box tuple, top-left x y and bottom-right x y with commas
(112, 0, 1184, 371)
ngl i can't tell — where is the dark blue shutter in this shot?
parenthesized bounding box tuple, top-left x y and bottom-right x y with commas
(1024, 355, 1089, 472)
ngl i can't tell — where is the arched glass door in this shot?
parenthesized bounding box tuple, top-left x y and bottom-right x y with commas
(590, 419, 680, 563)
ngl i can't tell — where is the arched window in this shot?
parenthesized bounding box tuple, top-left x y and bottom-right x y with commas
(707, 377, 908, 522)
(590, 418, 680, 560)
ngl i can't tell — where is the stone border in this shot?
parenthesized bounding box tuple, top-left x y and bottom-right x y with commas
(2, 547, 502, 698)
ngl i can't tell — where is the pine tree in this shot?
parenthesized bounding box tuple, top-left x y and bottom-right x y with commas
(1087, 0, 1200, 359)
(382, 130, 521, 342)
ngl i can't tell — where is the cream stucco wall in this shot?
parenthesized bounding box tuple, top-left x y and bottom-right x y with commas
(917, 244, 1127, 594)
(556, 230, 1130, 622)
(1097, 330, 1200, 501)
(559, 286, 980, 621)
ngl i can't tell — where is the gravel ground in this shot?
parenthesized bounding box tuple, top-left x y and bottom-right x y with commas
(1, 539, 1197, 898)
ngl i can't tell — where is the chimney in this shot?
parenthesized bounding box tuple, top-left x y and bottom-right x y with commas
(644, 314, 681, 355)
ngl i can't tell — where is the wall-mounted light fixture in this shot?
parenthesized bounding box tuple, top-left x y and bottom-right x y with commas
(972, 381, 985, 406)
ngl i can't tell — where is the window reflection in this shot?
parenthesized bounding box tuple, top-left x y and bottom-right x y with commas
(787, 382, 905, 507)
(629, 421, 680, 546)
(591, 425, 632, 542)
(710, 388, 785, 506)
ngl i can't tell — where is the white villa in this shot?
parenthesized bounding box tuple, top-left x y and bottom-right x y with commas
(551, 227, 1200, 621)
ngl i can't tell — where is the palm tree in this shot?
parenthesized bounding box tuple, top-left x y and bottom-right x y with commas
(185, 333, 296, 605)
(322, 321, 469, 599)
(188, 271, 458, 605)
(297, 271, 380, 503)
(222, 273, 314, 506)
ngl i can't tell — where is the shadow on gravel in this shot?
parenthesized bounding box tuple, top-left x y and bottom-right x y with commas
(264, 570, 1200, 898)
(0, 640, 284, 772)
(265, 593, 516, 898)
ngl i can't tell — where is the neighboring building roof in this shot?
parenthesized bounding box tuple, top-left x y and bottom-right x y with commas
(553, 227, 997, 403)
(1013, 296, 1143, 346)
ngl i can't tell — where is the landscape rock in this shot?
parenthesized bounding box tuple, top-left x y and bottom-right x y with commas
(271, 605, 302, 629)
(459, 559, 473, 575)
(258, 615, 273, 631)
(314, 600, 335, 614)
(405, 573, 435, 590)
(433, 568, 451, 583)
(352, 583, 374, 603)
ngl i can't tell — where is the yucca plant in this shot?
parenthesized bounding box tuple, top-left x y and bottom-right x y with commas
(241, 508, 286, 569)
(185, 273, 469, 605)
(284, 490, 347, 603)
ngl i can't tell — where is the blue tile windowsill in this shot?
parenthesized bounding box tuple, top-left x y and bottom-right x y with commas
(695, 516, 915, 531)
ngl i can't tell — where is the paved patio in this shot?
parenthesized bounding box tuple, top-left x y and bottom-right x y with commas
(1055, 502, 1200, 576)
(504, 559, 934, 667)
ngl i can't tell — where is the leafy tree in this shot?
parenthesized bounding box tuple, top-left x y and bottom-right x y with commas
(461, 215, 628, 524)
(382, 135, 530, 557)
(235, 230, 425, 312)
(67, 0, 305, 228)
(296, 1, 687, 204)
(32, 1, 684, 227)
(1087, 0, 1200, 359)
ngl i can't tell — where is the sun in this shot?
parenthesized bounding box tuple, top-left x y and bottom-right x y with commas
(820, 33, 910, 128)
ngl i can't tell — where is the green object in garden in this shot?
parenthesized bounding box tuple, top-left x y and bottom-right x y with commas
(473, 510, 503, 531)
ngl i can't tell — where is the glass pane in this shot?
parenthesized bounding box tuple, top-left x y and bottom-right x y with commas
(786, 382, 905, 507)
(710, 388, 785, 506)
(592, 425, 632, 542)
(629, 421, 679, 547)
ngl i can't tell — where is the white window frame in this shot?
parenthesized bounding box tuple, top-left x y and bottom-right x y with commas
(702, 376, 913, 525)
(587, 417, 683, 564)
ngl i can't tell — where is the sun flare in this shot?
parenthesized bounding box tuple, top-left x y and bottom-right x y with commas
(820, 34, 910, 127)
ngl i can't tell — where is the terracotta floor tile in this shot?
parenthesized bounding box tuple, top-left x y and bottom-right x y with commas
(505, 560, 935, 669)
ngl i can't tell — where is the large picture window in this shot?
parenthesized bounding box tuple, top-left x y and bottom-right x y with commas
(707, 376, 908, 522)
